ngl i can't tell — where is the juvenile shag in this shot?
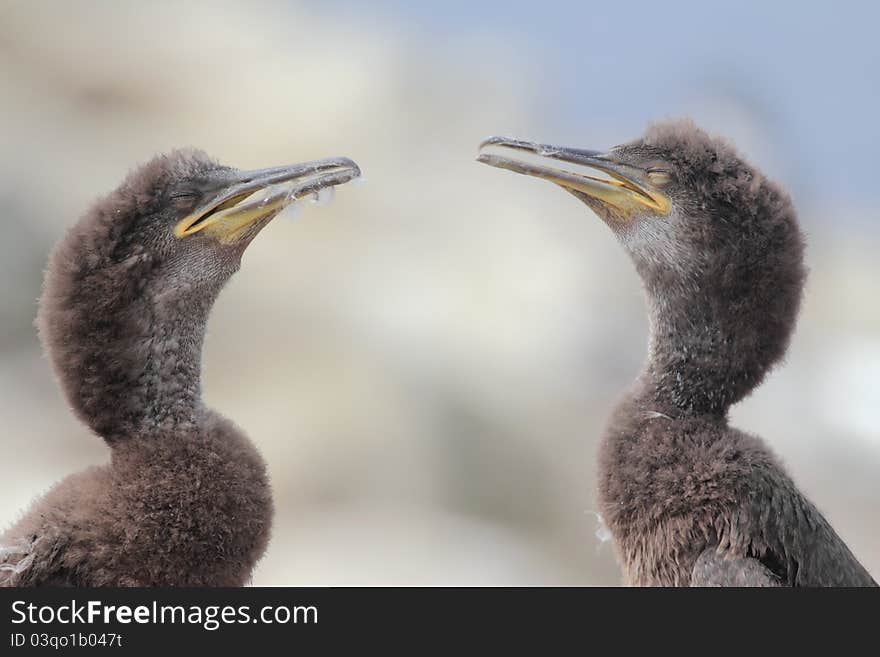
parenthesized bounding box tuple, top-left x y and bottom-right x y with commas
(0, 150, 360, 586)
(478, 120, 877, 586)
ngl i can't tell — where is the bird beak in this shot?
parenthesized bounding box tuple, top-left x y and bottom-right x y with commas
(476, 137, 670, 219)
(175, 157, 361, 244)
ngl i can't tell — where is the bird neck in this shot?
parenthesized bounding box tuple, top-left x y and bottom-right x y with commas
(135, 283, 217, 434)
(43, 273, 222, 443)
(639, 278, 786, 418)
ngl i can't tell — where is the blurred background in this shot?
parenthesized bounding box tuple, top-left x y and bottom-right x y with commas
(0, 0, 877, 585)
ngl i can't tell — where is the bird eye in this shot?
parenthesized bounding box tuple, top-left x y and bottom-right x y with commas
(646, 169, 672, 185)
(170, 189, 199, 210)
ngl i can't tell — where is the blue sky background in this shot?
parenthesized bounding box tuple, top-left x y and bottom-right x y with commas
(323, 0, 879, 213)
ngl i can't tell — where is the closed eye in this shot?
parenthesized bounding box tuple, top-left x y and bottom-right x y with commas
(170, 191, 200, 210)
(646, 169, 672, 185)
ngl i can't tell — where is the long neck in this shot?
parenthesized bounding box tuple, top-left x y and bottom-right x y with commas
(637, 276, 789, 418)
(41, 272, 221, 442)
(134, 282, 217, 432)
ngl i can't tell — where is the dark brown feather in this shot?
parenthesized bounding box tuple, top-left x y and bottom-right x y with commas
(595, 121, 877, 587)
(1, 151, 272, 587)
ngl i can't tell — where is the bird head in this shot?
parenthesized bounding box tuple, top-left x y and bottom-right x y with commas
(478, 120, 803, 290)
(478, 119, 805, 305)
(68, 149, 361, 297)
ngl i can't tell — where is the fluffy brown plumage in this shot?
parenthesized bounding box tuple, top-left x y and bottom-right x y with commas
(1, 149, 358, 586)
(478, 119, 877, 586)
(594, 122, 877, 586)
